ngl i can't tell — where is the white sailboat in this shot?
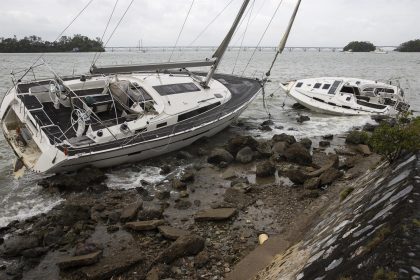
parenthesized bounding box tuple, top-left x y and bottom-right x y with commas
(280, 77, 410, 116)
(0, 0, 302, 174)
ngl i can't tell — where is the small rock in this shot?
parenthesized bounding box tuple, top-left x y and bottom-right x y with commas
(179, 191, 189, 198)
(271, 141, 288, 155)
(195, 251, 210, 268)
(180, 170, 195, 182)
(218, 161, 228, 168)
(256, 141, 272, 157)
(256, 161, 276, 177)
(156, 190, 171, 200)
(156, 235, 205, 264)
(319, 168, 343, 186)
(207, 148, 234, 165)
(236, 146, 254, 163)
(322, 134, 334, 140)
(284, 143, 312, 165)
(227, 136, 258, 156)
(363, 123, 377, 132)
(138, 206, 163, 221)
(230, 177, 249, 187)
(231, 182, 251, 193)
(120, 200, 143, 222)
(195, 208, 236, 221)
(292, 103, 306, 110)
(261, 120, 274, 126)
(174, 200, 192, 210)
(303, 177, 320, 189)
(297, 115, 310, 123)
(107, 225, 119, 233)
(21, 247, 48, 258)
(319, 141, 330, 147)
(172, 179, 187, 190)
(177, 151, 194, 159)
(107, 211, 120, 225)
(285, 168, 310, 185)
(74, 242, 100, 256)
(345, 131, 368, 145)
(300, 138, 312, 149)
(125, 220, 165, 231)
(355, 144, 371, 156)
(272, 133, 296, 144)
(57, 251, 102, 270)
(260, 125, 272, 131)
(160, 165, 171, 175)
(158, 226, 189, 240)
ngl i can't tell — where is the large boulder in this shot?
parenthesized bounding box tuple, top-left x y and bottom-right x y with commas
(236, 146, 254, 163)
(319, 168, 343, 186)
(284, 143, 312, 166)
(156, 235, 205, 264)
(227, 136, 258, 156)
(271, 141, 289, 155)
(207, 148, 234, 165)
(256, 141, 272, 157)
(285, 168, 310, 185)
(1, 235, 40, 257)
(120, 200, 143, 222)
(300, 138, 312, 149)
(38, 166, 107, 192)
(345, 131, 369, 145)
(256, 161, 276, 177)
(195, 208, 237, 221)
(272, 133, 296, 144)
(57, 251, 102, 270)
(60, 204, 91, 226)
(303, 177, 321, 189)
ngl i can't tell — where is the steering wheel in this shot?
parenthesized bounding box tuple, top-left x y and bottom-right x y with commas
(71, 109, 90, 137)
(49, 80, 68, 103)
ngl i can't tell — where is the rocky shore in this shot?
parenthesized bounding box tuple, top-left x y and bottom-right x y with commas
(0, 118, 386, 280)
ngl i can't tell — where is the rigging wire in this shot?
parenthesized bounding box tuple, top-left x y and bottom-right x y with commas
(18, 0, 95, 81)
(91, 0, 120, 67)
(93, 0, 135, 66)
(230, 0, 266, 47)
(168, 0, 195, 62)
(232, 0, 255, 74)
(187, 0, 235, 47)
(241, 0, 284, 77)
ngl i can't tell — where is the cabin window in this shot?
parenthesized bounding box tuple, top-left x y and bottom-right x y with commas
(322, 84, 331, 90)
(178, 101, 221, 122)
(153, 83, 200, 96)
(313, 83, 321, 89)
(340, 86, 355, 94)
(156, 122, 167, 128)
(296, 82, 303, 88)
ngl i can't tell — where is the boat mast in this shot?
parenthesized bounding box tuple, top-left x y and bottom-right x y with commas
(266, 0, 302, 77)
(202, 0, 250, 87)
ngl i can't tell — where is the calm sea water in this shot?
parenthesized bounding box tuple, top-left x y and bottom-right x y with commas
(1, 50, 419, 226)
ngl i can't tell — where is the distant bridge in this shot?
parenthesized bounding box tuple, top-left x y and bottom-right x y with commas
(104, 46, 398, 52)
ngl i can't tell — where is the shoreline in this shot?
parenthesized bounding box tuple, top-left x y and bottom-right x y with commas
(0, 118, 384, 279)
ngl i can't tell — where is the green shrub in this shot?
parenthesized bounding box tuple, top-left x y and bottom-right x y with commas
(343, 41, 376, 52)
(340, 187, 354, 201)
(372, 267, 397, 280)
(396, 39, 420, 52)
(369, 113, 420, 162)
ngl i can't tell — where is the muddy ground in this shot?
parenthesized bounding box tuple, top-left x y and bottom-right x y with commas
(0, 118, 383, 280)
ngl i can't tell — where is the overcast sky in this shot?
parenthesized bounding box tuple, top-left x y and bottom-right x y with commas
(0, 0, 419, 47)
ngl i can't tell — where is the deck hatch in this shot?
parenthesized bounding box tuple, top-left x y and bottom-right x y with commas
(327, 81, 341, 94)
(153, 83, 200, 96)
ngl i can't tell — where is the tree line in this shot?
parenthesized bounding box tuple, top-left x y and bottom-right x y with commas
(343, 39, 420, 52)
(0, 35, 105, 53)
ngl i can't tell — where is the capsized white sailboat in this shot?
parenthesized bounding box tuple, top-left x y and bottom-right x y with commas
(280, 77, 410, 116)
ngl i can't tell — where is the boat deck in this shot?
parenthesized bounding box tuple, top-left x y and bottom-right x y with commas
(17, 73, 261, 154)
